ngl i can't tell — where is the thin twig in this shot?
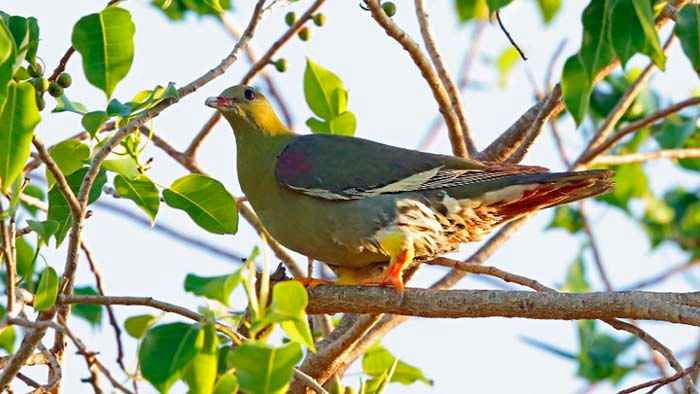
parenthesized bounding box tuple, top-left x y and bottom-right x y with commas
(591, 148, 700, 166)
(0, 204, 16, 315)
(80, 242, 126, 372)
(32, 137, 81, 219)
(495, 11, 526, 60)
(414, 0, 476, 155)
(619, 363, 700, 394)
(622, 260, 700, 291)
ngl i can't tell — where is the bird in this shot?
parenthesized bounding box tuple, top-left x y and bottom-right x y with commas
(206, 85, 614, 291)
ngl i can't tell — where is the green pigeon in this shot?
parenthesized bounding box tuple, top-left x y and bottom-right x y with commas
(206, 85, 613, 291)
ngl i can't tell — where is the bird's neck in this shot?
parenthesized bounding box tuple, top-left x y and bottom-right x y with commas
(233, 121, 296, 213)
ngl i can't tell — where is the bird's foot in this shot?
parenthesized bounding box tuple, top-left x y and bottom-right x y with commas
(295, 277, 334, 289)
(357, 255, 407, 293)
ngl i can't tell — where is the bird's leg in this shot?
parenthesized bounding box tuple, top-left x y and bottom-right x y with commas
(359, 230, 415, 292)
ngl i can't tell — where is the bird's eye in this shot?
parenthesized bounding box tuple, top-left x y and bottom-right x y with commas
(244, 88, 256, 101)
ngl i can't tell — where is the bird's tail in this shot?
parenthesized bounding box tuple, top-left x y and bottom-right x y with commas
(469, 169, 614, 220)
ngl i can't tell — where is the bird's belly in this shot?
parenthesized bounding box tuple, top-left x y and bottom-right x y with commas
(253, 191, 391, 268)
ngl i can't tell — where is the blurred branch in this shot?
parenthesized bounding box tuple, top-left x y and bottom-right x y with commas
(79, 243, 126, 372)
(591, 148, 700, 166)
(578, 97, 700, 166)
(622, 260, 700, 291)
(619, 363, 700, 394)
(414, 0, 476, 155)
(364, 0, 468, 158)
(0, 205, 16, 316)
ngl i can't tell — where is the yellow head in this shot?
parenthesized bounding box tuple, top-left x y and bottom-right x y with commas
(205, 85, 289, 136)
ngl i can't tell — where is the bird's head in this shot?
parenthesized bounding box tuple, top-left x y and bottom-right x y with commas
(206, 85, 288, 136)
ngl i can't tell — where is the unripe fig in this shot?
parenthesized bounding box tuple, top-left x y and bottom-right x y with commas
(57, 72, 72, 88)
(285, 11, 297, 26)
(48, 82, 63, 97)
(273, 58, 287, 73)
(382, 1, 397, 17)
(313, 13, 326, 27)
(298, 26, 311, 41)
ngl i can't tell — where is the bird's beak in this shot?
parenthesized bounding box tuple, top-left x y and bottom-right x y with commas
(205, 96, 234, 110)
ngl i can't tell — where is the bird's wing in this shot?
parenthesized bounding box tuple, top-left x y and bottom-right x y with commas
(275, 134, 547, 201)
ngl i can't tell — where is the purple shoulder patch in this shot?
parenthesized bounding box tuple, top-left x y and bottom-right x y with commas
(277, 150, 312, 180)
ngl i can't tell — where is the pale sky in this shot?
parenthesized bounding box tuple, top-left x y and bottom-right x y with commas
(6, 0, 700, 393)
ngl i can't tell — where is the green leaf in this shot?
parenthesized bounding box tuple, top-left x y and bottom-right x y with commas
(106, 98, 133, 116)
(306, 117, 330, 133)
(0, 19, 14, 108)
(7, 16, 29, 71)
(26, 219, 58, 247)
(82, 111, 109, 138)
(125, 314, 157, 339)
(362, 344, 432, 386)
(114, 175, 160, 223)
(546, 206, 583, 234)
(45, 139, 91, 189)
(562, 54, 591, 125)
(0, 326, 15, 354)
(34, 266, 59, 311)
(303, 59, 344, 120)
(72, 286, 103, 327)
(610, 0, 646, 68)
(0, 81, 40, 193)
(632, 0, 666, 70)
(254, 281, 315, 352)
(486, 0, 513, 13)
(184, 270, 242, 306)
(579, 0, 615, 79)
(454, 0, 489, 22)
(231, 341, 303, 394)
(139, 322, 202, 393)
(183, 323, 219, 394)
(102, 155, 141, 179)
(47, 168, 107, 246)
(15, 236, 36, 284)
(71, 7, 135, 98)
(162, 174, 238, 235)
(496, 47, 520, 88)
(536, 0, 561, 24)
(653, 114, 695, 149)
(576, 320, 636, 383)
(675, 5, 700, 76)
(328, 111, 357, 136)
(52, 94, 88, 114)
(213, 371, 239, 394)
(561, 254, 589, 293)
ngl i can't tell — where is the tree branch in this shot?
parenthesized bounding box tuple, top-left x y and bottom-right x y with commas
(363, 0, 468, 158)
(414, 0, 476, 155)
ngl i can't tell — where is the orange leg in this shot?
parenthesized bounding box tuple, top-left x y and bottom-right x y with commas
(358, 250, 412, 292)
